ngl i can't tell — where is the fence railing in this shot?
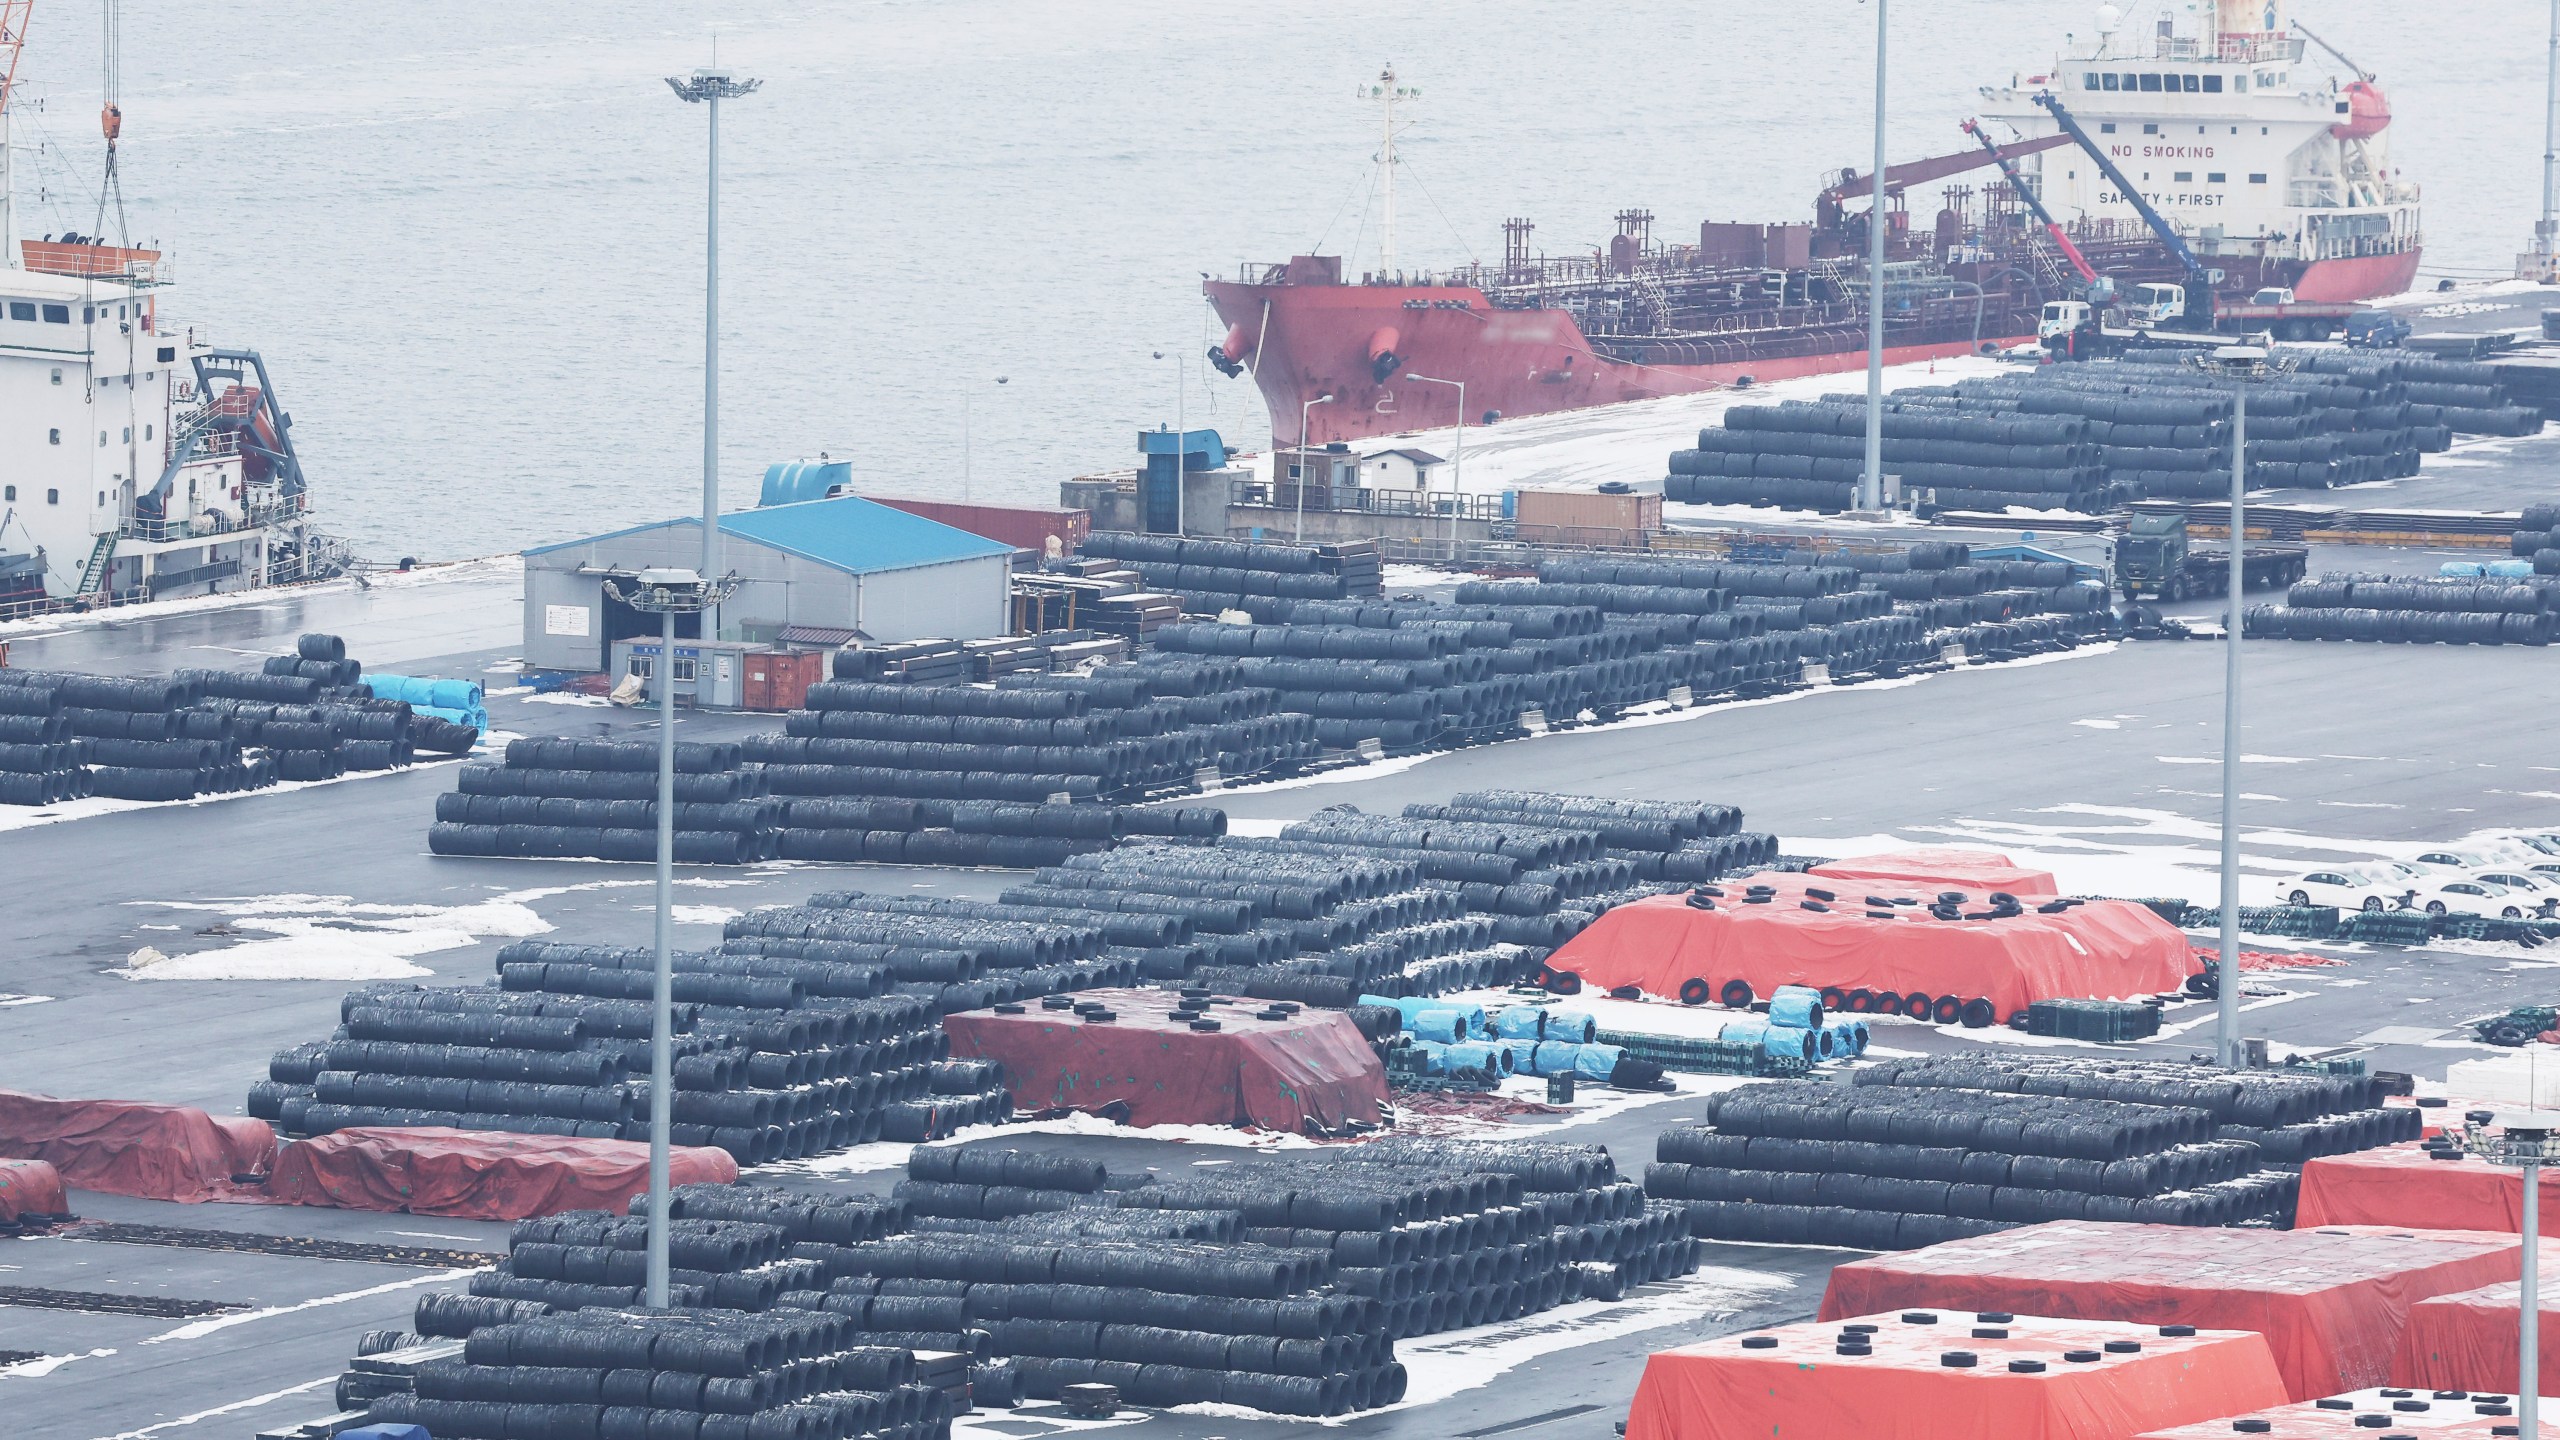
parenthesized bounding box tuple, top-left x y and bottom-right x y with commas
(1226, 480, 1508, 523)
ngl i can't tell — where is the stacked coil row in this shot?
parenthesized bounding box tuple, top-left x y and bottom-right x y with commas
(1646, 1076, 2313, 1252)
(2245, 574, 2560, 645)
(1077, 532, 1383, 608)
(1667, 349, 2539, 513)
(743, 665, 1320, 811)
(253, 931, 1019, 1160)
(0, 631, 452, 805)
(363, 1301, 954, 1440)
(2512, 501, 2560, 577)
(431, 740, 775, 862)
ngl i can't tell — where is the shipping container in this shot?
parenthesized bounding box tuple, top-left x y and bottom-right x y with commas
(743, 648, 825, 712)
(866, 496, 1091, 557)
(1513, 489, 1662, 540)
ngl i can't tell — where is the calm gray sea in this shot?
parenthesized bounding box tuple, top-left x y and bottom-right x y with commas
(5, 1, 2533, 558)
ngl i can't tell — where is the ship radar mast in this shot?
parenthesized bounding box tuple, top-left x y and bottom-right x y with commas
(0, 0, 29, 266)
(1360, 65, 1419, 277)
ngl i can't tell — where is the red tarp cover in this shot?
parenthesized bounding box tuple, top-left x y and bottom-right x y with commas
(2137, 1386, 2548, 1438)
(1809, 847, 2061, 898)
(0, 1158, 69, 1223)
(1624, 1309, 2288, 1440)
(2297, 1144, 2560, 1233)
(1819, 1221, 2523, 1401)
(943, 988, 1388, 1132)
(256, 1127, 740, 1221)
(2397, 1281, 2560, 1398)
(0, 1090, 276, 1202)
(1546, 874, 2194, 1014)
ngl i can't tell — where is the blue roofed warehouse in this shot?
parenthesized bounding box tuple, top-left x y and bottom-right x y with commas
(519, 494, 1014, 673)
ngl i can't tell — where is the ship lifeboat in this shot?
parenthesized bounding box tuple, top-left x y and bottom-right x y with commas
(2331, 80, 2390, 141)
(1209, 321, 1255, 378)
(1366, 326, 1403, 384)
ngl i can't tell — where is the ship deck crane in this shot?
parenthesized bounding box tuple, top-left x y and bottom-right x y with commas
(1959, 119, 2098, 288)
(2293, 21, 2373, 84)
(1811, 132, 2073, 232)
(2031, 90, 2217, 322)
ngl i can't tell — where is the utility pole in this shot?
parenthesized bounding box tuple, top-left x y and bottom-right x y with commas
(665, 67, 760, 639)
(1861, 0, 1890, 512)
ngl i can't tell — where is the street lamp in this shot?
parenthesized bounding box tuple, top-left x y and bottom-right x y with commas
(600, 565, 739, 1309)
(962, 376, 1010, 504)
(1859, 0, 1889, 512)
(665, 67, 760, 641)
(2487, 1114, 2560, 1435)
(2186, 343, 2290, 1070)
(1296, 393, 1335, 542)
(1152, 351, 1188, 535)
(1404, 373, 1464, 562)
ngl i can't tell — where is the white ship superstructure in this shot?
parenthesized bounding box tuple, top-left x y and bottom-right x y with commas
(1978, 0, 2421, 301)
(0, 1, 328, 611)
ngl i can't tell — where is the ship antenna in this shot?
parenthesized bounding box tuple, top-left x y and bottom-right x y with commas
(1361, 65, 1419, 278)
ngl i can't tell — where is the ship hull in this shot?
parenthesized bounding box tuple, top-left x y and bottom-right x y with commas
(2285, 248, 2426, 304)
(1207, 279, 2031, 448)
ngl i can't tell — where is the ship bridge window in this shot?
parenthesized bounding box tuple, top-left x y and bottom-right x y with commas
(2143, 123, 2160, 134)
(3, 488, 12, 502)
(2137, 74, 2159, 92)
(2184, 75, 2202, 92)
(2248, 173, 2268, 184)
(2235, 76, 2248, 92)
(6, 302, 31, 321)
(2084, 72, 2101, 89)
(40, 304, 68, 324)
(45, 490, 58, 505)
(2101, 73, 2120, 90)
(2204, 75, 2224, 93)
(2101, 121, 2117, 133)
(2208, 172, 2226, 183)
(2174, 172, 2193, 182)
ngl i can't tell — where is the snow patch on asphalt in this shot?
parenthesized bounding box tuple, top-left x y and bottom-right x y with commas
(110, 876, 729, 981)
(1384, 1266, 1800, 1411)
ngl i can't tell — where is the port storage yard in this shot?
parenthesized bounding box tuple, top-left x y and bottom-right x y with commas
(15, 313, 2560, 1438)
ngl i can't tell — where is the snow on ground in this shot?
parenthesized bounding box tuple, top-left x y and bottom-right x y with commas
(0, 555, 523, 640)
(111, 876, 740, 982)
(1242, 352, 2014, 500)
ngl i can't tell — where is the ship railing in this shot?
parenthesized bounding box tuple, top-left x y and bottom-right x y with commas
(117, 496, 308, 545)
(1228, 479, 1506, 523)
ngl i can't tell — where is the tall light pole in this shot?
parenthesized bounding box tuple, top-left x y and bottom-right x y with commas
(1153, 352, 1188, 535)
(962, 375, 1010, 504)
(2538, 0, 2560, 278)
(2189, 343, 2285, 1069)
(2490, 1117, 2557, 1437)
(1860, 0, 1890, 512)
(665, 67, 760, 640)
(604, 566, 736, 1309)
(1404, 373, 1464, 561)
(1296, 394, 1335, 542)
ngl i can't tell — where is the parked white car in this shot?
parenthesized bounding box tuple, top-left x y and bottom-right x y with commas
(2273, 870, 2537, 917)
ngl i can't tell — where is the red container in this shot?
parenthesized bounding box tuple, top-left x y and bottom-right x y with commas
(868, 496, 1091, 557)
(743, 650, 823, 712)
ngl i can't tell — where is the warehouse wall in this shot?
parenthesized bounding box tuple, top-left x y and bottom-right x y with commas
(855, 555, 1010, 642)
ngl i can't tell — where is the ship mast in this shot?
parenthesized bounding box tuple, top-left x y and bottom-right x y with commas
(0, 0, 32, 268)
(1362, 65, 1417, 278)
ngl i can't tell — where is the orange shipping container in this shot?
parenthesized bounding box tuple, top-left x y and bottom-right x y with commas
(1514, 489, 1662, 535)
(743, 650, 824, 712)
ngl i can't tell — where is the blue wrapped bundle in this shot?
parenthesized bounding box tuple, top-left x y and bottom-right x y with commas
(1497, 1038, 1543, 1073)
(1408, 1009, 1472, 1044)
(1568, 1042, 1624, 1081)
(1719, 1017, 1818, 1063)
(1766, 984, 1825, 1030)
(1492, 1006, 1547, 1041)
(1362, 994, 1486, 1032)
(1442, 1041, 1513, 1077)
(1546, 1010, 1596, 1043)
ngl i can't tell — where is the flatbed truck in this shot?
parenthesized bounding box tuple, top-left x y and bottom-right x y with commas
(2116, 512, 2309, 602)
